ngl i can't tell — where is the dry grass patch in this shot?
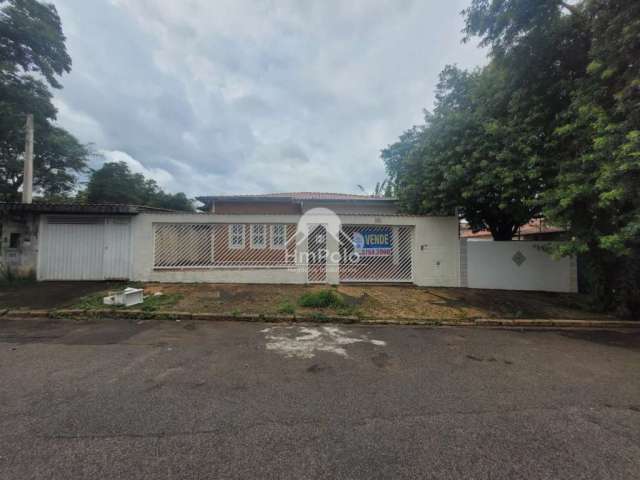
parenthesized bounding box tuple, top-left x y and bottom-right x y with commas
(136, 283, 601, 320)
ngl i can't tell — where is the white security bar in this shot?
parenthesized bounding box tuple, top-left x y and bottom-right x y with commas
(153, 223, 413, 282)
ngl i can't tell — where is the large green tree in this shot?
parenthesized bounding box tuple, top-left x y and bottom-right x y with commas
(544, 0, 640, 314)
(461, 0, 639, 315)
(0, 0, 88, 201)
(385, 0, 589, 241)
(385, 61, 559, 240)
(84, 161, 194, 211)
(386, 0, 639, 315)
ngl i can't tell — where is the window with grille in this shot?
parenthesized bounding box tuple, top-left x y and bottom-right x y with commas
(9, 233, 20, 249)
(270, 224, 285, 249)
(228, 224, 245, 249)
(250, 224, 266, 249)
(154, 224, 213, 267)
(154, 223, 297, 269)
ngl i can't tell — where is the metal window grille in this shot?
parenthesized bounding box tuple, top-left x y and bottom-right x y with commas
(250, 224, 266, 249)
(154, 223, 297, 269)
(228, 224, 245, 249)
(338, 225, 413, 282)
(154, 224, 214, 267)
(270, 224, 285, 249)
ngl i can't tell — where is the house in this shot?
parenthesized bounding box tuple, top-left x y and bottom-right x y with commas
(0, 193, 461, 286)
(197, 192, 400, 215)
(1, 193, 578, 292)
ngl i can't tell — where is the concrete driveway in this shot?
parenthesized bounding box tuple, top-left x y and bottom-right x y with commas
(0, 318, 639, 479)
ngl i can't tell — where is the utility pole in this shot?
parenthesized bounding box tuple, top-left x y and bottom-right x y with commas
(22, 113, 34, 204)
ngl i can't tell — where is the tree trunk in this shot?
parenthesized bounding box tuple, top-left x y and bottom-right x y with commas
(490, 222, 517, 241)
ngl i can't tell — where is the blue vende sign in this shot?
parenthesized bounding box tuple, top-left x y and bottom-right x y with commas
(351, 227, 392, 257)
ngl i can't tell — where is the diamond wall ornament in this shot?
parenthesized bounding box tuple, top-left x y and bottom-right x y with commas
(512, 251, 526, 266)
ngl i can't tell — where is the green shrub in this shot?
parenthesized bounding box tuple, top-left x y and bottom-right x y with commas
(298, 289, 346, 309)
(335, 305, 361, 317)
(73, 294, 105, 310)
(278, 301, 296, 315)
(309, 311, 329, 322)
(139, 293, 183, 312)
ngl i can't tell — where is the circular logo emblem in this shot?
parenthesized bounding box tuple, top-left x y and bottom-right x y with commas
(352, 232, 365, 249)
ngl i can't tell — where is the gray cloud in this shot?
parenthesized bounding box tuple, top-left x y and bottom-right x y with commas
(51, 0, 486, 196)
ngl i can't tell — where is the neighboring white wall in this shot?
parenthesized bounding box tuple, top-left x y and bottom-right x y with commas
(411, 216, 460, 287)
(462, 240, 577, 293)
(130, 212, 460, 286)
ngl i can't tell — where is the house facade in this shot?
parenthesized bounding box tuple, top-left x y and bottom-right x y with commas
(139, 193, 460, 286)
(0, 194, 461, 287)
(1, 193, 578, 292)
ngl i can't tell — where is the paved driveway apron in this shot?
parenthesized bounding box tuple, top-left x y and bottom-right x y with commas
(0, 318, 639, 479)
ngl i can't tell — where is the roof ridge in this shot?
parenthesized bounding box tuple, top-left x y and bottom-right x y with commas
(197, 192, 391, 200)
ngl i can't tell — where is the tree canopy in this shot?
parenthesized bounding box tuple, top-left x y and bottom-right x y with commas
(384, 62, 554, 240)
(0, 0, 88, 201)
(84, 161, 194, 211)
(385, 0, 640, 315)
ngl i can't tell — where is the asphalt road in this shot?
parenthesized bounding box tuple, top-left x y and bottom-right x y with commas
(0, 318, 639, 479)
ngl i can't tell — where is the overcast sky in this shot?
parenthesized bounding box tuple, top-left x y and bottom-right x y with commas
(50, 0, 486, 197)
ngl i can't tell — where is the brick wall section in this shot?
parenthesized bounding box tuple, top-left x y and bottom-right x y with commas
(212, 224, 297, 264)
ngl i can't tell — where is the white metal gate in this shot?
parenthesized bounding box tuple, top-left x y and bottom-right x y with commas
(103, 218, 132, 279)
(307, 224, 327, 283)
(39, 216, 132, 280)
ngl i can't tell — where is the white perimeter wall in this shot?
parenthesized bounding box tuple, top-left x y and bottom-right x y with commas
(130, 213, 460, 287)
(461, 240, 577, 293)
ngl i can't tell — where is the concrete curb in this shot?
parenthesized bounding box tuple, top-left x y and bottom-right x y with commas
(0, 308, 637, 329)
(473, 318, 638, 328)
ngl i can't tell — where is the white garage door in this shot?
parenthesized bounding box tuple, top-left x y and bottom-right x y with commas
(39, 216, 132, 280)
